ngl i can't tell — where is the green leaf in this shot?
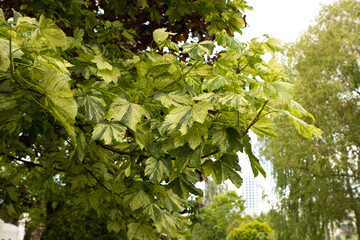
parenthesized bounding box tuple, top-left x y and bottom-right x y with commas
(91, 122, 127, 144)
(165, 41, 179, 51)
(76, 89, 106, 123)
(107, 220, 121, 233)
(0, 9, 5, 22)
(128, 222, 157, 240)
(160, 102, 212, 135)
(202, 76, 229, 92)
(171, 144, 202, 171)
(283, 110, 322, 139)
(265, 37, 283, 55)
(149, 7, 161, 24)
(228, 12, 245, 33)
(270, 82, 295, 101)
(182, 41, 215, 59)
(243, 134, 266, 177)
(38, 54, 73, 75)
(168, 173, 203, 199)
(215, 32, 243, 52)
(135, 124, 152, 150)
(145, 157, 171, 184)
(154, 91, 191, 108)
(153, 210, 178, 233)
(97, 67, 121, 83)
(286, 100, 315, 121)
(267, 58, 284, 72)
(106, 98, 149, 131)
(124, 190, 151, 211)
(207, 18, 227, 36)
(218, 92, 249, 111)
(250, 81, 277, 100)
(153, 28, 175, 44)
(203, 153, 243, 187)
(174, 123, 208, 150)
(192, 102, 213, 123)
(39, 15, 67, 49)
(171, 145, 192, 172)
(91, 55, 113, 70)
(163, 190, 185, 212)
(139, 0, 149, 9)
(0, 38, 24, 72)
(251, 116, 278, 138)
(211, 127, 243, 153)
(0, 40, 10, 72)
(43, 69, 78, 139)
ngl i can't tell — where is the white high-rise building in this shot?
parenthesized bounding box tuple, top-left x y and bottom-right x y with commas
(236, 152, 275, 216)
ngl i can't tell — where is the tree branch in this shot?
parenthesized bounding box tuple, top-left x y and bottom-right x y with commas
(96, 141, 139, 156)
(201, 150, 219, 159)
(82, 164, 121, 197)
(6, 155, 64, 172)
(138, 60, 200, 104)
(243, 100, 269, 137)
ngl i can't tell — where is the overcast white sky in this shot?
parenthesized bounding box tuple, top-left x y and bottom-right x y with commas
(238, 0, 335, 43)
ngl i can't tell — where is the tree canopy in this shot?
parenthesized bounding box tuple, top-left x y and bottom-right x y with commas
(191, 190, 245, 240)
(0, 0, 320, 239)
(226, 220, 273, 240)
(262, 0, 360, 239)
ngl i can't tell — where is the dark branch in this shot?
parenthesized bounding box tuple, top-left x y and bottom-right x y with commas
(201, 150, 219, 159)
(96, 141, 139, 156)
(7, 155, 42, 168)
(6, 155, 63, 172)
(82, 164, 121, 197)
(138, 60, 200, 104)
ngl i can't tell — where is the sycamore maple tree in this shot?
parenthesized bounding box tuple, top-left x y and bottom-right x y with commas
(0, 0, 320, 239)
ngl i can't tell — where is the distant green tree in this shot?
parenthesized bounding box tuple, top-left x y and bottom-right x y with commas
(226, 213, 269, 235)
(262, 0, 360, 239)
(203, 180, 227, 207)
(191, 191, 245, 240)
(226, 220, 273, 240)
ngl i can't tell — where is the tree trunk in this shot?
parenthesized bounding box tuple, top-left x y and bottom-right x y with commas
(305, 225, 311, 240)
(324, 224, 330, 240)
(355, 211, 360, 240)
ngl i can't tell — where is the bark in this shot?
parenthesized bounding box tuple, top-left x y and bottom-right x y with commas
(324, 224, 330, 240)
(355, 211, 360, 240)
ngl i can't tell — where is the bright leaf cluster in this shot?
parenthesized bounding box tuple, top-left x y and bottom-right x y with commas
(0, 1, 320, 239)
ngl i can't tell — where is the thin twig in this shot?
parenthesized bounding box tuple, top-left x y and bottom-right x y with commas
(97, 141, 139, 156)
(201, 150, 219, 159)
(138, 60, 200, 104)
(243, 100, 269, 137)
(82, 164, 121, 197)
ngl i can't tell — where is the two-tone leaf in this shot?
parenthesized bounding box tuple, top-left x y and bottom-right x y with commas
(160, 101, 212, 135)
(107, 98, 149, 131)
(145, 157, 171, 184)
(92, 122, 127, 144)
(42, 69, 77, 139)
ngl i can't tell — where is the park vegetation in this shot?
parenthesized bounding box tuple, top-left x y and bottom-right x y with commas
(262, 0, 360, 239)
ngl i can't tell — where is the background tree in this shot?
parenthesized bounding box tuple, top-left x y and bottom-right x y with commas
(226, 213, 270, 236)
(262, 0, 360, 239)
(0, 0, 320, 239)
(191, 190, 245, 240)
(226, 220, 273, 240)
